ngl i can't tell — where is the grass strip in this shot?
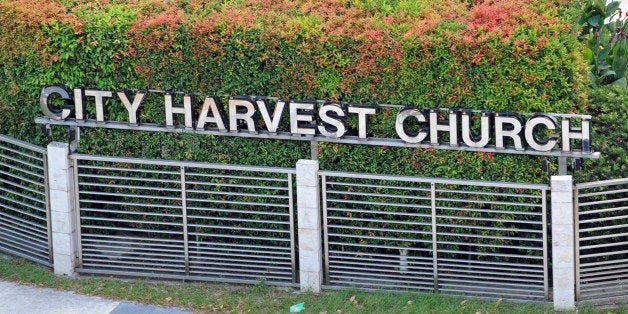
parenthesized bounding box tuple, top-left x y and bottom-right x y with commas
(0, 256, 624, 313)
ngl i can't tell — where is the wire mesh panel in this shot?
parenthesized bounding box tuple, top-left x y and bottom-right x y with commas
(322, 171, 548, 301)
(576, 178, 628, 306)
(0, 134, 51, 267)
(74, 154, 296, 285)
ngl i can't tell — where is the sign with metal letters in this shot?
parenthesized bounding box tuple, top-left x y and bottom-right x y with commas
(36, 85, 598, 158)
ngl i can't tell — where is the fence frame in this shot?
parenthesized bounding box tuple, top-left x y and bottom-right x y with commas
(71, 153, 298, 286)
(319, 170, 550, 301)
(0, 134, 52, 267)
(575, 178, 628, 306)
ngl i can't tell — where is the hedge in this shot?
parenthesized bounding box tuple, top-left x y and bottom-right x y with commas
(0, 0, 606, 183)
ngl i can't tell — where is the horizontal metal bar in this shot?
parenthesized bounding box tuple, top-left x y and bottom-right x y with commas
(0, 221, 48, 243)
(77, 173, 180, 184)
(437, 214, 543, 225)
(330, 258, 433, 269)
(79, 199, 181, 210)
(579, 249, 628, 259)
(73, 153, 295, 174)
(579, 258, 628, 268)
(578, 188, 628, 198)
(437, 249, 544, 260)
(0, 245, 51, 266)
(0, 203, 47, 223)
(325, 181, 430, 193)
(0, 169, 45, 188)
(438, 257, 544, 269)
(328, 241, 432, 252)
(327, 279, 434, 291)
(330, 267, 434, 278)
(186, 171, 288, 183)
(0, 186, 46, 205)
(82, 243, 183, 255)
(578, 205, 628, 216)
(0, 134, 47, 154)
(329, 249, 433, 257)
(0, 230, 49, 251)
(82, 217, 183, 227)
(579, 223, 628, 233)
(0, 194, 46, 213)
(0, 177, 46, 197)
(187, 215, 289, 225)
(437, 272, 544, 284)
(327, 207, 431, 218)
(187, 264, 291, 276)
(78, 182, 181, 193)
(437, 205, 543, 217)
(0, 151, 45, 172)
(327, 232, 431, 244)
(580, 267, 628, 279)
(578, 198, 628, 208)
(437, 223, 541, 233)
(437, 232, 543, 242)
(82, 233, 184, 244)
(189, 250, 291, 262)
(436, 197, 542, 208)
(321, 171, 549, 189)
(576, 178, 628, 189)
(437, 241, 543, 251)
(186, 180, 288, 192)
(327, 215, 431, 226)
(329, 274, 434, 286)
(187, 206, 289, 217)
(327, 198, 430, 209)
(81, 225, 184, 235)
(186, 198, 289, 208)
(186, 189, 289, 200)
(326, 190, 431, 202)
(80, 207, 182, 218)
(438, 262, 544, 275)
(187, 223, 289, 234)
(78, 164, 179, 175)
(187, 232, 290, 242)
(188, 240, 291, 251)
(436, 188, 543, 199)
(0, 162, 44, 181)
(327, 224, 431, 236)
(79, 191, 181, 201)
(580, 240, 628, 251)
(579, 214, 628, 224)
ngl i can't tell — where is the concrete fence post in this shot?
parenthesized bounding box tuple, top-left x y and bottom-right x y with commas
(296, 159, 323, 293)
(550, 175, 576, 310)
(47, 142, 77, 276)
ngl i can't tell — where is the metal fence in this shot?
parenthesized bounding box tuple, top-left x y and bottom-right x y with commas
(73, 154, 297, 285)
(321, 171, 549, 301)
(576, 178, 628, 305)
(0, 134, 51, 267)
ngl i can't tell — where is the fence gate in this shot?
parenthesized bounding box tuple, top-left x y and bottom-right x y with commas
(576, 178, 628, 305)
(0, 134, 51, 267)
(321, 171, 549, 301)
(72, 154, 297, 285)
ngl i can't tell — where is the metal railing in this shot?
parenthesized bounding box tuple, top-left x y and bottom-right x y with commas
(575, 178, 628, 305)
(73, 154, 296, 285)
(0, 134, 51, 267)
(321, 171, 549, 301)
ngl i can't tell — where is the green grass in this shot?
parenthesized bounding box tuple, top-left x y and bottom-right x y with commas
(0, 256, 625, 314)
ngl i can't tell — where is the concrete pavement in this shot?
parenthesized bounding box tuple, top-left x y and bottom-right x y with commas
(0, 280, 191, 314)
